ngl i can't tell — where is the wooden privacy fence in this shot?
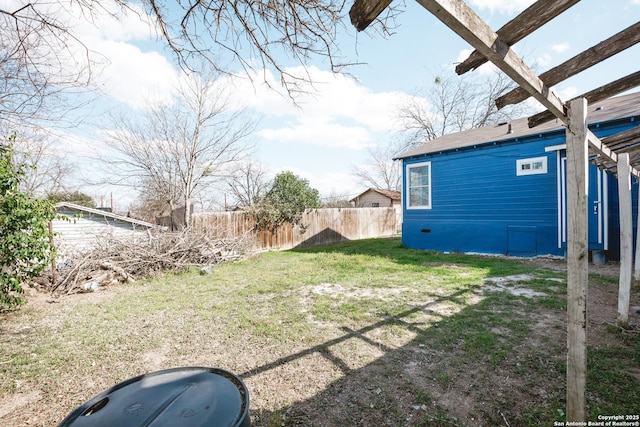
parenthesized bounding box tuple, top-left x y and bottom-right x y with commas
(192, 207, 398, 251)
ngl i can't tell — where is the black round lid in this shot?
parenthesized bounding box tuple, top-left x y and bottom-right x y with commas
(58, 367, 249, 427)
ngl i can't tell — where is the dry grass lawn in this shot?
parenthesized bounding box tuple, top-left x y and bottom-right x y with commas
(1, 237, 639, 426)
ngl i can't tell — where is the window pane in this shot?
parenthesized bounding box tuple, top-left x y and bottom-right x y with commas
(409, 187, 429, 207)
(407, 162, 431, 208)
(409, 166, 429, 186)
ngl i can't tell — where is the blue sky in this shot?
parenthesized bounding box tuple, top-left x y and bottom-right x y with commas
(40, 0, 640, 210)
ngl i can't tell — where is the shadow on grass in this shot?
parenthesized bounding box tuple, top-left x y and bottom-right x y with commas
(241, 238, 638, 426)
(240, 290, 467, 381)
(243, 287, 568, 426)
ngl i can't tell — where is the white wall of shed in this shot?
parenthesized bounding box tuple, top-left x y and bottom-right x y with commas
(52, 213, 150, 258)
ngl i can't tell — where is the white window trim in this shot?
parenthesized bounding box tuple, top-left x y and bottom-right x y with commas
(516, 156, 548, 176)
(406, 161, 432, 210)
(545, 144, 566, 152)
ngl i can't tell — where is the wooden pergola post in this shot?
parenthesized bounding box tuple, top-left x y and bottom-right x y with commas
(565, 97, 589, 422)
(617, 152, 633, 327)
(635, 182, 640, 281)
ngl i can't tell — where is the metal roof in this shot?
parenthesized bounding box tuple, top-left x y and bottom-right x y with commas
(55, 202, 165, 230)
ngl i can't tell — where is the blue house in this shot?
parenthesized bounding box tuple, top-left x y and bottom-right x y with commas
(395, 92, 640, 261)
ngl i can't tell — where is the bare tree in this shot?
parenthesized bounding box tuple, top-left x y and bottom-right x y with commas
(101, 70, 255, 226)
(351, 141, 403, 192)
(1, 127, 73, 195)
(398, 68, 532, 149)
(225, 160, 271, 209)
(322, 192, 353, 208)
(127, 177, 180, 221)
(1, 0, 400, 107)
(0, 2, 102, 128)
(143, 0, 402, 94)
(353, 68, 533, 192)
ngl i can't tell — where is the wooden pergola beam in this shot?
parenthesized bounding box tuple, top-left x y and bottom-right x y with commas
(602, 126, 640, 151)
(413, 0, 567, 124)
(349, 0, 393, 31)
(498, 22, 640, 108)
(455, 0, 580, 75)
(620, 143, 640, 155)
(588, 130, 617, 163)
(529, 70, 640, 128)
(588, 131, 640, 178)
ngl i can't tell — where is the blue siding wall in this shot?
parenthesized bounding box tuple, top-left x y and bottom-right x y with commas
(402, 133, 564, 256)
(401, 117, 639, 259)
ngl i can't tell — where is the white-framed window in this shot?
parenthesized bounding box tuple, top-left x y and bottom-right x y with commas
(516, 156, 548, 176)
(406, 161, 432, 209)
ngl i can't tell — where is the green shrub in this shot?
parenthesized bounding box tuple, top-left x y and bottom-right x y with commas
(0, 135, 56, 308)
(255, 171, 321, 230)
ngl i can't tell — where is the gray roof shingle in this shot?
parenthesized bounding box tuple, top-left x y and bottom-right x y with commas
(394, 91, 640, 160)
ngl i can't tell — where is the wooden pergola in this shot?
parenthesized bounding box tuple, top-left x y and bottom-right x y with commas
(349, 0, 640, 422)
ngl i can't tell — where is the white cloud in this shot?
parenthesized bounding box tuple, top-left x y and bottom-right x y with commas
(71, 2, 156, 43)
(313, 171, 363, 198)
(229, 66, 421, 151)
(469, 0, 536, 15)
(224, 70, 298, 116)
(554, 85, 578, 101)
(552, 43, 571, 53)
(34, 0, 181, 109)
(277, 67, 407, 132)
(258, 122, 373, 150)
(534, 53, 552, 69)
(92, 41, 179, 108)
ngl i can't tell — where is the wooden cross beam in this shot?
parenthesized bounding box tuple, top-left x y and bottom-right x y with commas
(455, 0, 580, 75)
(411, 0, 567, 124)
(602, 126, 640, 152)
(588, 130, 640, 178)
(349, 0, 393, 31)
(529, 70, 640, 128)
(498, 22, 640, 108)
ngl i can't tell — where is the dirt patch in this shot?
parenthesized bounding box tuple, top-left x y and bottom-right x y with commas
(309, 282, 413, 299)
(484, 274, 549, 298)
(0, 391, 42, 419)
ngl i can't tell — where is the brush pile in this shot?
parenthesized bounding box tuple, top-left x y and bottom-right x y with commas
(45, 229, 256, 294)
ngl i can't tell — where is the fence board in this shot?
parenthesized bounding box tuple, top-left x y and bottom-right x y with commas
(192, 207, 398, 251)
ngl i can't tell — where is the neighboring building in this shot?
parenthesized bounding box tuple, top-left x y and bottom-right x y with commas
(395, 92, 640, 261)
(350, 188, 401, 208)
(54, 202, 162, 256)
(351, 188, 402, 232)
